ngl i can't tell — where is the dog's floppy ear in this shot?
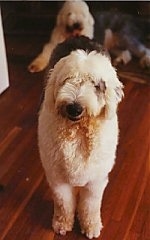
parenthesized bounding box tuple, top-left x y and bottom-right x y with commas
(56, 10, 63, 27)
(56, 1, 67, 27)
(104, 80, 124, 119)
(43, 69, 56, 111)
(88, 12, 94, 27)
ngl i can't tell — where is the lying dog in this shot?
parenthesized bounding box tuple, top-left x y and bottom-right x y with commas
(28, 0, 94, 73)
(94, 10, 150, 67)
(38, 36, 124, 239)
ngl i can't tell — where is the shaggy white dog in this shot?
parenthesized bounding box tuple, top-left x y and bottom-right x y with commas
(28, 0, 94, 73)
(38, 36, 123, 239)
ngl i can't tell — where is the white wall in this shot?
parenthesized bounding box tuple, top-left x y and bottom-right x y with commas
(0, 7, 9, 94)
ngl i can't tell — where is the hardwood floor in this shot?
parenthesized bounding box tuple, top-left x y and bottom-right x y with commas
(0, 33, 149, 240)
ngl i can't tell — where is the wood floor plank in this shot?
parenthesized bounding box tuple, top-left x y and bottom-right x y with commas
(3, 180, 54, 240)
(0, 145, 44, 239)
(0, 126, 22, 157)
(0, 63, 44, 141)
(127, 177, 150, 240)
(0, 125, 36, 183)
(0, 124, 43, 239)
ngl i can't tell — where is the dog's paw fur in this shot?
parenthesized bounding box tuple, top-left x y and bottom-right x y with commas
(140, 50, 150, 68)
(79, 216, 103, 239)
(52, 213, 74, 236)
(28, 55, 48, 73)
(113, 50, 132, 66)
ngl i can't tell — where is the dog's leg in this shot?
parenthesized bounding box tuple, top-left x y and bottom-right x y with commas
(121, 35, 150, 68)
(78, 177, 108, 239)
(112, 49, 132, 66)
(140, 48, 150, 68)
(28, 42, 54, 73)
(51, 183, 76, 236)
(104, 29, 132, 66)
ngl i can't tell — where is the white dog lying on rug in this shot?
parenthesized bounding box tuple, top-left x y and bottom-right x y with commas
(28, 0, 94, 73)
(38, 36, 123, 239)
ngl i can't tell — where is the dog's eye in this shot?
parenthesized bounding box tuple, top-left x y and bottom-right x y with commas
(94, 80, 106, 93)
(94, 85, 100, 91)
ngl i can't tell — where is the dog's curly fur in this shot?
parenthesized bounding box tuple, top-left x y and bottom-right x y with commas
(38, 36, 123, 239)
(28, 0, 94, 73)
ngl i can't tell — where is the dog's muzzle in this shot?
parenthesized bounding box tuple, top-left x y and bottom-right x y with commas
(66, 22, 83, 34)
(65, 102, 83, 121)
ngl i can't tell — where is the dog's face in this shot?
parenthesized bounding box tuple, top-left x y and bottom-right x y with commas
(57, 1, 94, 37)
(46, 50, 123, 122)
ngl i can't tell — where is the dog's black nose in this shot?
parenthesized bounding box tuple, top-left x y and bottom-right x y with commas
(66, 103, 83, 118)
(73, 22, 81, 30)
(66, 22, 82, 33)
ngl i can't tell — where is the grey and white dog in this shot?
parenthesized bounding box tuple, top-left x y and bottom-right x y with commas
(94, 10, 150, 67)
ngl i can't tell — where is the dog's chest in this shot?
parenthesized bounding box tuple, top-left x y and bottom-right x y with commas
(59, 130, 101, 186)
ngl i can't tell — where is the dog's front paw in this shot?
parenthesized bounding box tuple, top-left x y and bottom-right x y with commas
(113, 50, 132, 66)
(79, 216, 103, 239)
(28, 55, 48, 73)
(52, 214, 74, 236)
(140, 51, 150, 68)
